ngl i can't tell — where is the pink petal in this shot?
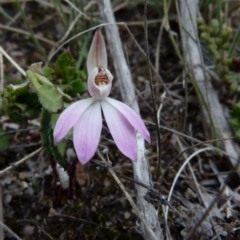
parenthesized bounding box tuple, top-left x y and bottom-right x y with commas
(105, 98, 150, 143)
(88, 67, 113, 100)
(73, 101, 102, 164)
(87, 30, 107, 73)
(101, 100, 137, 161)
(53, 98, 94, 144)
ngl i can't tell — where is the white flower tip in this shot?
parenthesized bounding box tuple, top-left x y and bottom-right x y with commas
(87, 30, 107, 73)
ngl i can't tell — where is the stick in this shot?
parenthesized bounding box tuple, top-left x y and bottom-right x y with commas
(97, 1, 163, 239)
(178, 0, 240, 168)
(0, 46, 26, 77)
(0, 220, 22, 240)
(0, 147, 43, 176)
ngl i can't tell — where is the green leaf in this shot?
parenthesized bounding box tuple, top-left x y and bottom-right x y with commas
(54, 51, 78, 84)
(56, 140, 67, 156)
(2, 82, 40, 123)
(27, 65, 63, 113)
(41, 109, 68, 167)
(8, 103, 27, 122)
(0, 130, 10, 151)
(56, 51, 75, 70)
(56, 87, 72, 102)
(40, 67, 54, 78)
(65, 80, 86, 97)
(230, 103, 240, 118)
(235, 128, 240, 138)
(39, 51, 86, 97)
(229, 118, 240, 127)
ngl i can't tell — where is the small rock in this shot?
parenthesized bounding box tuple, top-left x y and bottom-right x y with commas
(124, 211, 131, 219)
(4, 194, 12, 204)
(18, 172, 26, 180)
(22, 225, 35, 237)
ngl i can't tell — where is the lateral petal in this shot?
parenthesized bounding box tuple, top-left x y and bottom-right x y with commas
(105, 98, 150, 143)
(73, 101, 102, 164)
(101, 100, 137, 162)
(87, 30, 107, 74)
(53, 98, 94, 144)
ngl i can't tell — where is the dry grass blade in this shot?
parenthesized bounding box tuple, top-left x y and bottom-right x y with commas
(165, 147, 213, 220)
(0, 147, 43, 176)
(0, 23, 57, 46)
(0, 52, 3, 240)
(185, 186, 226, 240)
(63, 0, 91, 20)
(144, 0, 162, 179)
(47, 22, 124, 63)
(0, 46, 26, 77)
(0, 220, 22, 240)
(0, 51, 3, 111)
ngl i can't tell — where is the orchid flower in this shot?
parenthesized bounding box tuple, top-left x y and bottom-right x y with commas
(53, 30, 150, 164)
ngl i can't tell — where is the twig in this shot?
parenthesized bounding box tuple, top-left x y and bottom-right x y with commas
(0, 147, 43, 176)
(97, 151, 158, 240)
(158, 136, 236, 187)
(0, 220, 22, 240)
(0, 50, 3, 111)
(163, 0, 183, 62)
(0, 46, 26, 77)
(49, 1, 94, 57)
(98, 1, 163, 239)
(176, 138, 206, 207)
(178, 0, 240, 168)
(63, 0, 91, 20)
(0, 23, 57, 46)
(186, 186, 226, 240)
(145, 122, 237, 161)
(144, 0, 162, 180)
(47, 22, 123, 63)
(124, 19, 162, 26)
(56, 13, 82, 44)
(52, 213, 113, 229)
(18, 219, 54, 240)
(165, 147, 212, 220)
(122, 24, 170, 96)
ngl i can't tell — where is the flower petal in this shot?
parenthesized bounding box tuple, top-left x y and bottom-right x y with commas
(73, 101, 102, 164)
(88, 67, 113, 100)
(101, 100, 137, 161)
(105, 98, 150, 143)
(53, 98, 94, 144)
(87, 30, 107, 73)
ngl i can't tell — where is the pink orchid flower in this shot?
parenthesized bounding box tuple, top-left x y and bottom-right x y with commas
(53, 30, 150, 164)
